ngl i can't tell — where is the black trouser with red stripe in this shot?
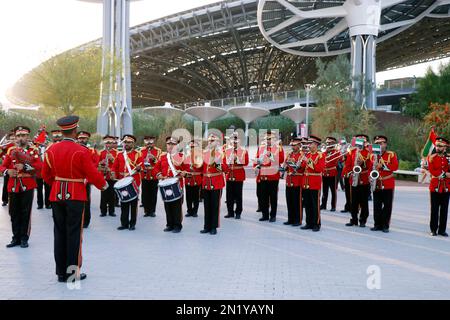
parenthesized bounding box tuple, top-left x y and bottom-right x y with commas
(343, 177, 351, 212)
(2, 174, 9, 204)
(321, 176, 337, 209)
(203, 189, 222, 230)
(164, 198, 183, 230)
(52, 200, 85, 277)
(100, 180, 116, 215)
(142, 179, 158, 214)
(36, 178, 51, 208)
(303, 189, 320, 228)
(286, 186, 301, 224)
(430, 192, 449, 234)
(226, 181, 243, 217)
(373, 189, 394, 229)
(120, 198, 138, 228)
(258, 180, 279, 219)
(185, 185, 200, 215)
(9, 189, 34, 242)
(83, 184, 91, 228)
(350, 184, 370, 225)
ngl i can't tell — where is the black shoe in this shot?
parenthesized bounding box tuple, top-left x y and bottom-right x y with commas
(224, 214, 234, 218)
(359, 223, 366, 228)
(6, 240, 19, 248)
(100, 213, 107, 217)
(109, 213, 116, 217)
(58, 275, 66, 283)
(312, 226, 320, 232)
(382, 228, 390, 233)
(438, 232, 449, 237)
(172, 228, 181, 233)
(340, 209, 349, 213)
(300, 225, 312, 230)
(149, 212, 156, 217)
(83, 225, 89, 229)
(2, 202, 7, 206)
(284, 221, 292, 225)
(256, 208, 262, 212)
(139, 204, 144, 207)
(185, 213, 193, 217)
(117, 226, 128, 230)
(259, 217, 269, 222)
(164, 227, 174, 232)
(37, 206, 43, 210)
(210, 229, 217, 235)
(200, 229, 210, 234)
(192, 213, 198, 217)
(235, 215, 241, 220)
(143, 213, 151, 217)
(330, 208, 336, 212)
(320, 205, 326, 210)
(292, 223, 300, 227)
(430, 231, 438, 236)
(345, 222, 357, 227)
(269, 217, 276, 222)
(20, 240, 29, 248)
(370, 227, 381, 231)
(129, 226, 135, 231)
(45, 205, 52, 209)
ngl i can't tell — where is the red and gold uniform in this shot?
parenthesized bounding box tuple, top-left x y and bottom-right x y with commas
(98, 136, 118, 217)
(427, 136, 450, 236)
(345, 135, 373, 227)
(321, 137, 339, 211)
(140, 141, 162, 217)
(1, 138, 15, 206)
(155, 137, 185, 232)
(340, 145, 354, 213)
(0, 128, 43, 247)
(224, 142, 249, 219)
(200, 136, 229, 234)
(253, 132, 285, 221)
(299, 135, 325, 231)
(112, 149, 143, 186)
(182, 143, 203, 217)
(41, 116, 108, 281)
(371, 135, 399, 232)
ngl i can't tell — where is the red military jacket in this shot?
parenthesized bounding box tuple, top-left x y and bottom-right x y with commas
(42, 138, 107, 201)
(140, 146, 162, 181)
(323, 149, 339, 177)
(0, 144, 42, 193)
(155, 152, 185, 188)
(341, 148, 354, 179)
(372, 150, 399, 190)
(87, 147, 100, 167)
(0, 142, 15, 160)
(182, 154, 203, 187)
(345, 147, 373, 185)
(427, 153, 450, 193)
(112, 149, 143, 186)
(99, 148, 118, 181)
(254, 144, 285, 182)
(224, 146, 249, 182)
(284, 150, 305, 187)
(202, 148, 228, 190)
(300, 151, 325, 190)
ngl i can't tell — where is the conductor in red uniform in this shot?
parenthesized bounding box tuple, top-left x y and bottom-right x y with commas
(1, 126, 42, 248)
(42, 116, 108, 282)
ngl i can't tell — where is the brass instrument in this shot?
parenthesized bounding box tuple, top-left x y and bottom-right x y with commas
(369, 156, 380, 192)
(351, 149, 362, 187)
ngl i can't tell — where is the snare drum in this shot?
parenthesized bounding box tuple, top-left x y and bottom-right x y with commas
(158, 177, 182, 202)
(114, 177, 139, 203)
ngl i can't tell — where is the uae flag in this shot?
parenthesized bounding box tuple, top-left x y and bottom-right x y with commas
(421, 127, 437, 158)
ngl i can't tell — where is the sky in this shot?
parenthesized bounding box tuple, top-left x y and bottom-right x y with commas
(0, 0, 449, 107)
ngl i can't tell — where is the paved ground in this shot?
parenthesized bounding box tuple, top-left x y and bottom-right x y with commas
(0, 178, 449, 300)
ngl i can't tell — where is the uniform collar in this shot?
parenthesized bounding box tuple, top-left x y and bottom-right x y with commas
(63, 138, 76, 143)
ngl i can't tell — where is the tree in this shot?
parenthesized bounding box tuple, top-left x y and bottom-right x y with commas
(423, 102, 450, 138)
(9, 47, 103, 116)
(404, 62, 450, 118)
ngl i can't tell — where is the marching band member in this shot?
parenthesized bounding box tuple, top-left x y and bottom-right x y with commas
(224, 132, 249, 219)
(254, 130, 284, 222)
(77, 131, 100, 228)
(42, 116, 108, 282)
(112, 136, 121, 207)
(345, 134, 373, 228)
(283, 134, 304, 227)
(155, 137, 185, 233)
(299, 135, 325, 232)
(427, 137, 450, 237)
(182, 139, 203, 218)
(200, 133, 228, 235)
(370, 135, 398, 233)
(98, 135, 118, 217)
(320, 137, 339, 212)
(1, 126, 42, 248)
(112, 135, 142, 231)
(339, 138, 352, 213)
(1, 131, 15, 207)
(140, 136, 161, 217)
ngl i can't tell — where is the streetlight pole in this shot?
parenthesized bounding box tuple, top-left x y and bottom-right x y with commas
(304, 84, 311, 137)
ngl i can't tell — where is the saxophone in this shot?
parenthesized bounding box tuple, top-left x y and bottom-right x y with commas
(351, 148, 362, 187)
